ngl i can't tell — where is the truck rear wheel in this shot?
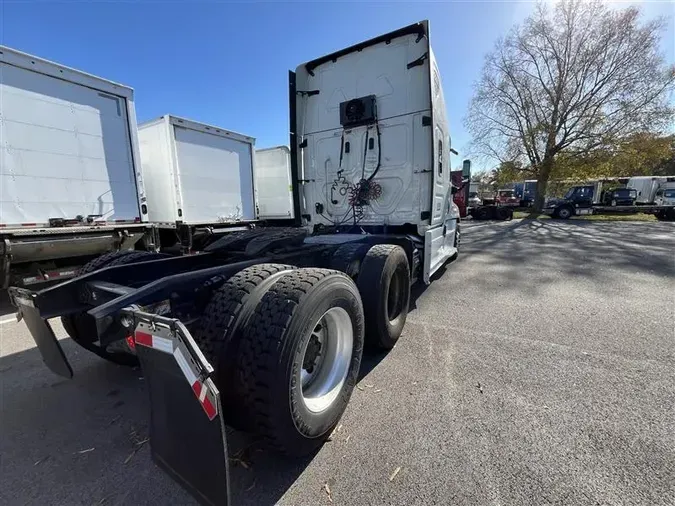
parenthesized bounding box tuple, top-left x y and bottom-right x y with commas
(330, 242, 371, 279)
(193, 263, 294, 428)
(357, 244, 410, 349)
(61, 250, 166, 366)
(236, 268, 364, 456)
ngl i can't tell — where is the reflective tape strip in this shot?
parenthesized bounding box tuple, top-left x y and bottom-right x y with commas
(134, 331, 173, 354)
(134, 331, 153, 347)
(152, 335, 174, 354)
(173, 346, 198, 385)
(192, 381, 217, 420)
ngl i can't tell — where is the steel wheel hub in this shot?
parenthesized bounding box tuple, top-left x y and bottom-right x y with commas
(299, 307, 353, 413)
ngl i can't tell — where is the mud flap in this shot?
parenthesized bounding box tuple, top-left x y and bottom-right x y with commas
(12, 292, 73, 378)
(121, 309, 230, 506)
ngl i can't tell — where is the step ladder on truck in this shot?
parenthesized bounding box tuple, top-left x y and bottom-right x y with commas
(9, 21, 461, 505)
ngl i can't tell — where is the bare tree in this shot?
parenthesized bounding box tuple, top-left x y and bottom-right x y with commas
(466, 0, 675, 210)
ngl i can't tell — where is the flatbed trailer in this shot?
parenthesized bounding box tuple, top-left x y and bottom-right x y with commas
(542, 180, 675, 220)
(542, 202, 675, 220)
(8, 21, 461, 506)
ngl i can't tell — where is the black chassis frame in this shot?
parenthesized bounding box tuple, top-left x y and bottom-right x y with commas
(9, 231, 419, 356)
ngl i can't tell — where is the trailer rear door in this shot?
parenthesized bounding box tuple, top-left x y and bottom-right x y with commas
(255, 146, 294, 219)
(172, 124, 256, 224)
(0, 59, 140, 226)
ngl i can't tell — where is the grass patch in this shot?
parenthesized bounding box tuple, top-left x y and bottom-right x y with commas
(571, 213, 657, 222)
(513, 210, 657, 222)
(513, 211, 551, 220)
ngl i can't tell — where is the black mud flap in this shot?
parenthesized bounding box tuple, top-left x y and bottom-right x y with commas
(122, 309, 230, 506)
(11, 290, 73, 378)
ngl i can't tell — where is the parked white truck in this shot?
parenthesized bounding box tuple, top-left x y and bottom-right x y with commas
(0, 46, 291, 287)
(138, 115, 260, 252)
(9, 21, 459, 505)
(0, 45, 152, 287)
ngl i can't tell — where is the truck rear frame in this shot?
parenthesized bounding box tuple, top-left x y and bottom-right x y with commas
(8, 20, 460, 506)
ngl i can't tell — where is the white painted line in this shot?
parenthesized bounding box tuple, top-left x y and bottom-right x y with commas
(0, 316, 18, 325)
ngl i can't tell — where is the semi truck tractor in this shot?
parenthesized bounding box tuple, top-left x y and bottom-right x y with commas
(9, 21, 460, 505)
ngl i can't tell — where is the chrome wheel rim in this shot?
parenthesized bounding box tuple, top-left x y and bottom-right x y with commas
(300, 307, 353, 413)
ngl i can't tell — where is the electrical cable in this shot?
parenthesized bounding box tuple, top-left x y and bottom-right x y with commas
(367, 121, 382, 181)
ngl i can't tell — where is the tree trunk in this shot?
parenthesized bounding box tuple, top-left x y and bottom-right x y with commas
(534, 156, 555, 212)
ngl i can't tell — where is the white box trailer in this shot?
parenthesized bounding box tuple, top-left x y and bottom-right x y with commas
(627, 176, 667, 204)
(0, 45, 151, 287)
(254, 146, 294, 220)
(138, 115, 256, 226)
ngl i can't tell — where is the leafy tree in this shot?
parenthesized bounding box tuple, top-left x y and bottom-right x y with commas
(466, 0, 675, 210)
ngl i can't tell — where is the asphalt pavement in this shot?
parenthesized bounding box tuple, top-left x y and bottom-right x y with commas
(1, 219, 673, 505)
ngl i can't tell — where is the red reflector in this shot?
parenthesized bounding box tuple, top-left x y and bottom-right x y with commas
(202, 396, 217, 420)
(125, 336, 136, 350)
(192, 381, 217, 420)
(134, 331, 152, 347)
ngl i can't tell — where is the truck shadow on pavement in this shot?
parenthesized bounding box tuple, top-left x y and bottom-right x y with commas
(0, 331, 399, 506)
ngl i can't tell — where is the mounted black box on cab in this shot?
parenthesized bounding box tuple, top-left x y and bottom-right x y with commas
(340, 95, 377, 127)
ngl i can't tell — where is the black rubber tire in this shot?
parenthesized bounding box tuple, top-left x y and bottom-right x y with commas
(193, 263, 295, 428)
(454, 221, 461, 250)
(329, 243, 371, 279)
(474, 207, 490, 220)
(554, 206, 573, 220)
(495, 207, 510, 220)
(236, 268, 364, 456)
(61, 250, 166, 366)
(356, 244, 410, 350)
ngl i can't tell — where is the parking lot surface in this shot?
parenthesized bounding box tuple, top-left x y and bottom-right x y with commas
(1, 220, 673, 505)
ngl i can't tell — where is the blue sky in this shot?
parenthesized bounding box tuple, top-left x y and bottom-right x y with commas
(2, 1, 673, 171)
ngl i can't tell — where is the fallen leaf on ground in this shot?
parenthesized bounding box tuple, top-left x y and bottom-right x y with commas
(389, 466, 401, 481)
(365, 383, 374, 388)
(34, 456, 50, 466)
(124, 450, 138, 464)
(245, 480, 256, 492)
(323, 482, 333, 503)
(374, 389, 382, 393)
(76, 447, 95, 454)
(356, 385, 364, 391)
(345, 435, 351, 443)
(337, 424, 343, 432)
